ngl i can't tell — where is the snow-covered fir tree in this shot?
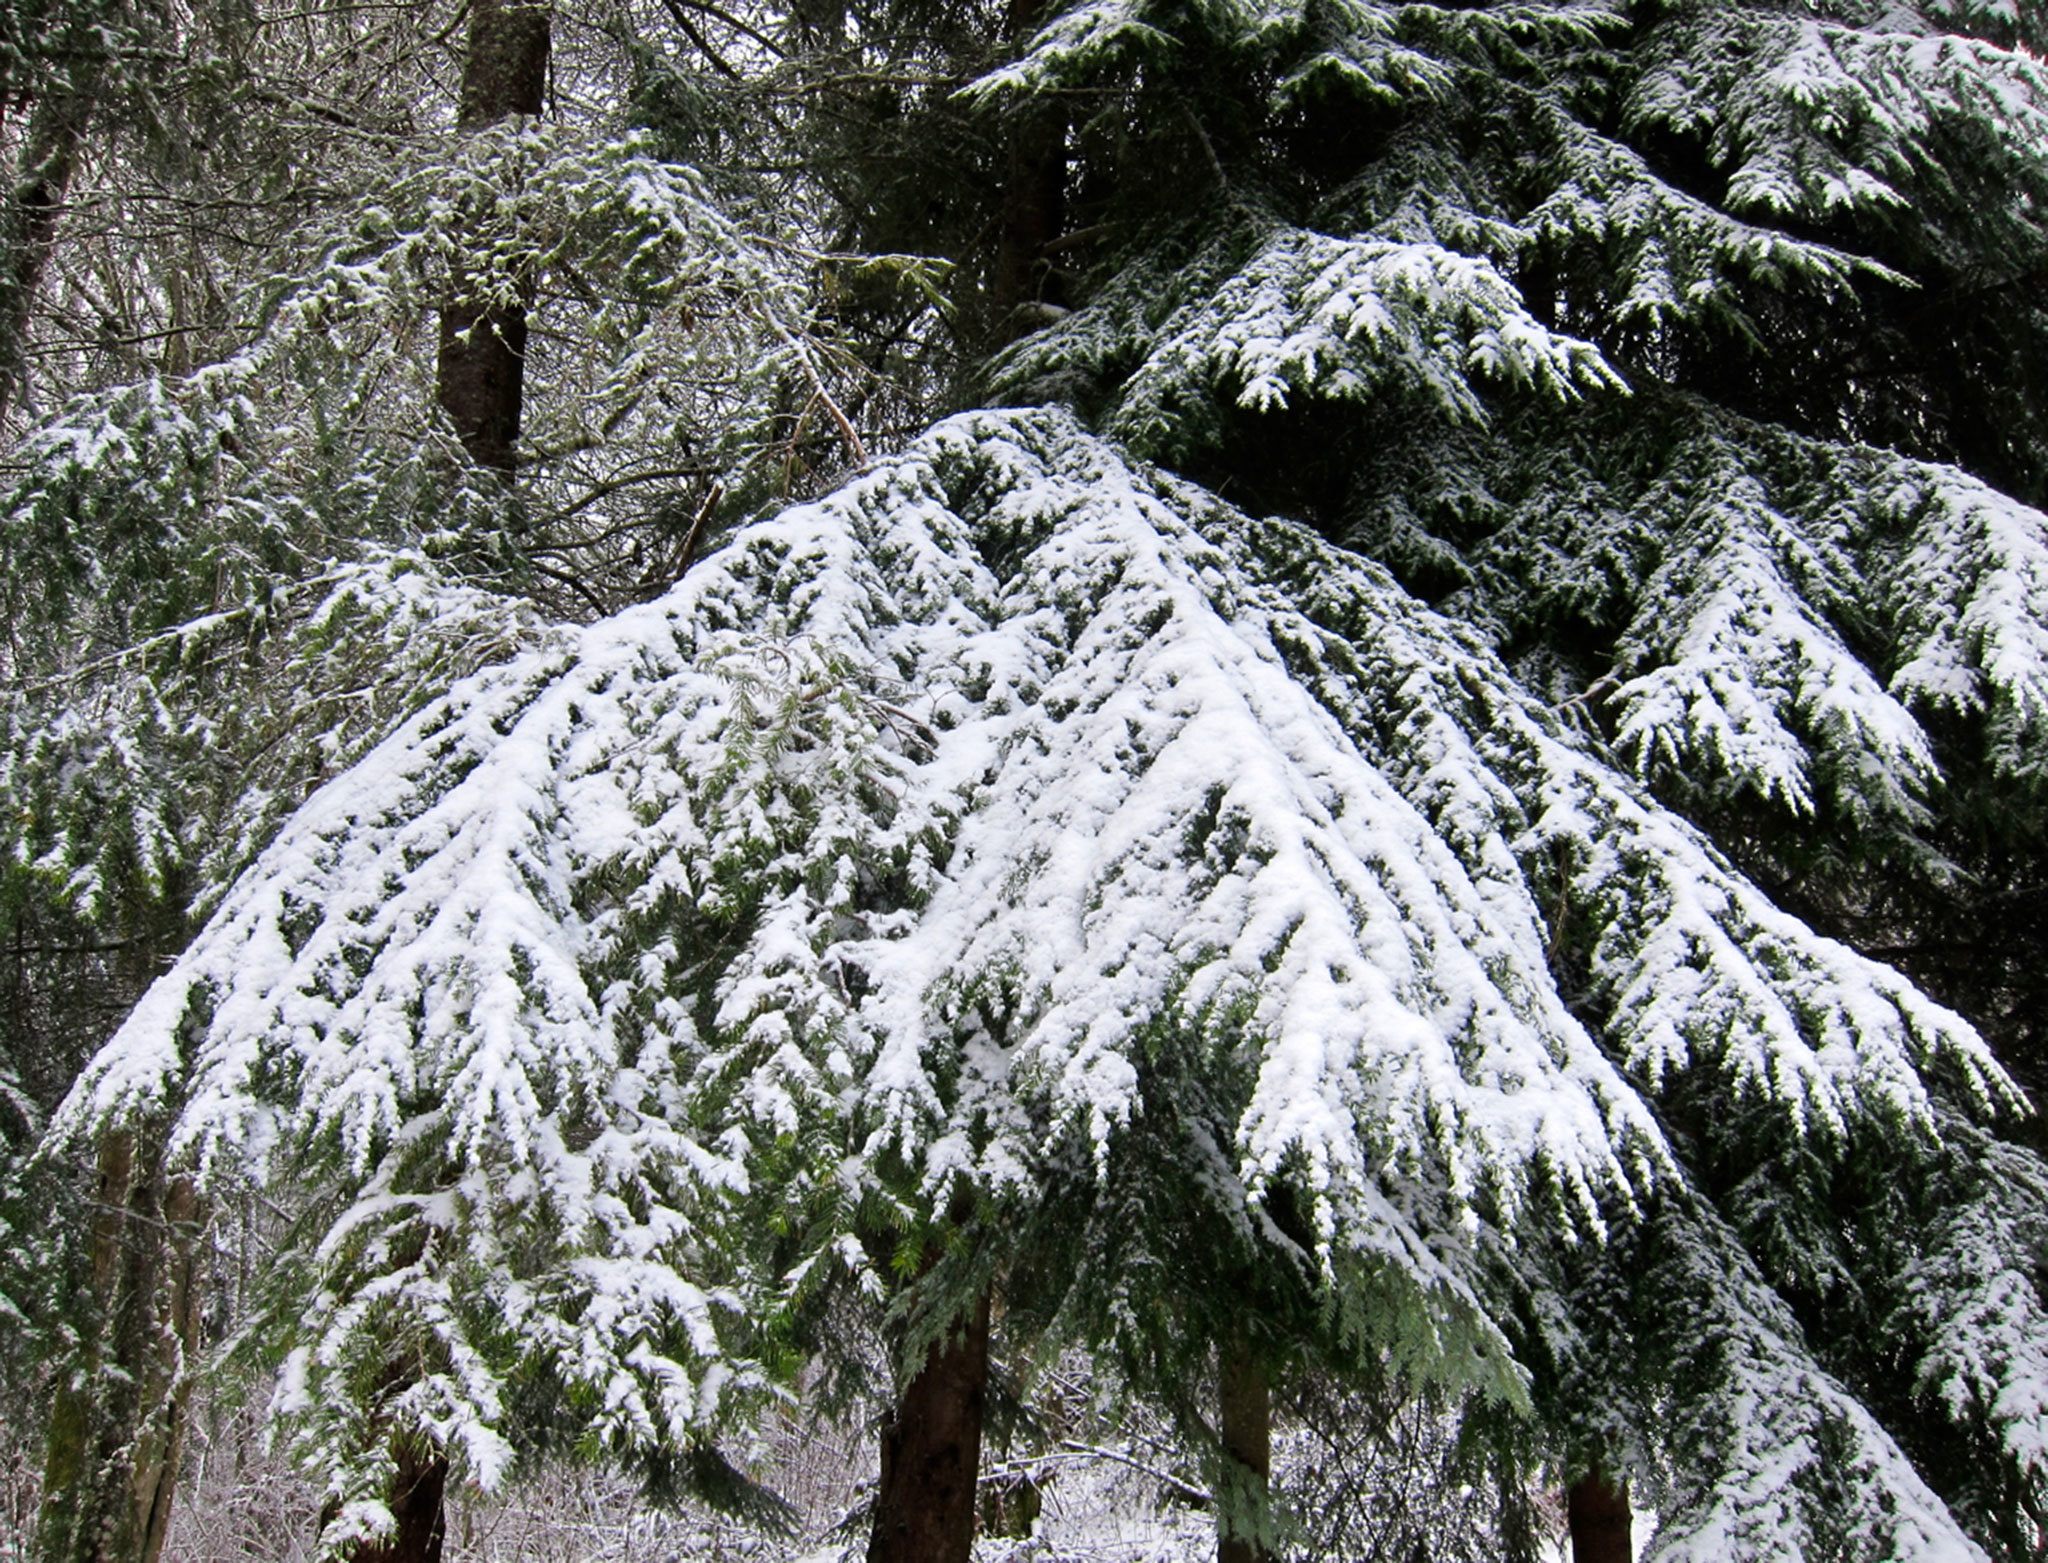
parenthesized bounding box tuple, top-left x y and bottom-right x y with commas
(12, 0, 2048, 1560)
(0, 1, 881, 1551)
(50, 395, 2048, 1559)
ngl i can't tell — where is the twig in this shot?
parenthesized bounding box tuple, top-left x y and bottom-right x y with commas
(653, 0, 746, 81)
(673, 480, 724, 582)
(765, 313, 868, 468)
(981, 1440, 1212, 1508)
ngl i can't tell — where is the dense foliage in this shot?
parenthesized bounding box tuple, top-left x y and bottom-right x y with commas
(7, 0, 2048, 1559)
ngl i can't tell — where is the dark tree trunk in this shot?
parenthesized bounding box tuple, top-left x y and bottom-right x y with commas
(1217, 1332, 1274, 1563)
(1568, 1469, 1633, 1563)
(338, 1448, 449, 1563)
(437, 303, 530, 477)
(457, 0, 549, 129)
(987, 0, 1066, 346)
(36, 1130, 205, 1563)
(0, 63, 96, 424)
(1518, 251, 1559, 331)
(329, 17, 543, 1555)
(865, 1291, 992, 1563)
(436, 0, 550, 476)
(789, 0, 847, 50)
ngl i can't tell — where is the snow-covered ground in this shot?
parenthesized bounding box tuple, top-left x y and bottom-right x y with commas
(139, 1386, 1661, 1561)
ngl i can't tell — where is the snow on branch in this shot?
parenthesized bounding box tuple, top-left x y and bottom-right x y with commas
(46, 407, 2023, 1523)
(1628, 6, 2048, 231)
(1560, 1192, 1991, 1562)
(1004, 222, 1620, 461)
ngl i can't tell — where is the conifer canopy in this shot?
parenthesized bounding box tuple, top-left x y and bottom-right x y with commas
(14, 0, 2048, 1556)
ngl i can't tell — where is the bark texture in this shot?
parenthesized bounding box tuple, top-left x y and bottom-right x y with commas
(36, 1129, 205, 1563)
(457, 0, 549, 128)
(1216, 1333, 1275, 1563)
(339, 1449, 449, 1563)
(0, 50, 98, 424)
(865, 1291, 992, 1563)
(437, 302, 530, 477)
(1567, 1470, 1633, 1563)
(987, 0, 1066, 345)
(436, 0, 550, 475)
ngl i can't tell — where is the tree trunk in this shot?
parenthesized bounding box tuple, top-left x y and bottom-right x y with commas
(0, 60, 96, 424)
(865, 1290, 992, 1563)
(436, 0, 550, 475)
(457, 0, 550, 129)
(1217, 1332, 1274, 1563)
(987, 0, 1066, 346)
(1568, 1469, 1633, 1563)
(36, 1130, 205, 1563)
(337, 1447, 449, 1563)
(128, 1170, 203, 1563)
